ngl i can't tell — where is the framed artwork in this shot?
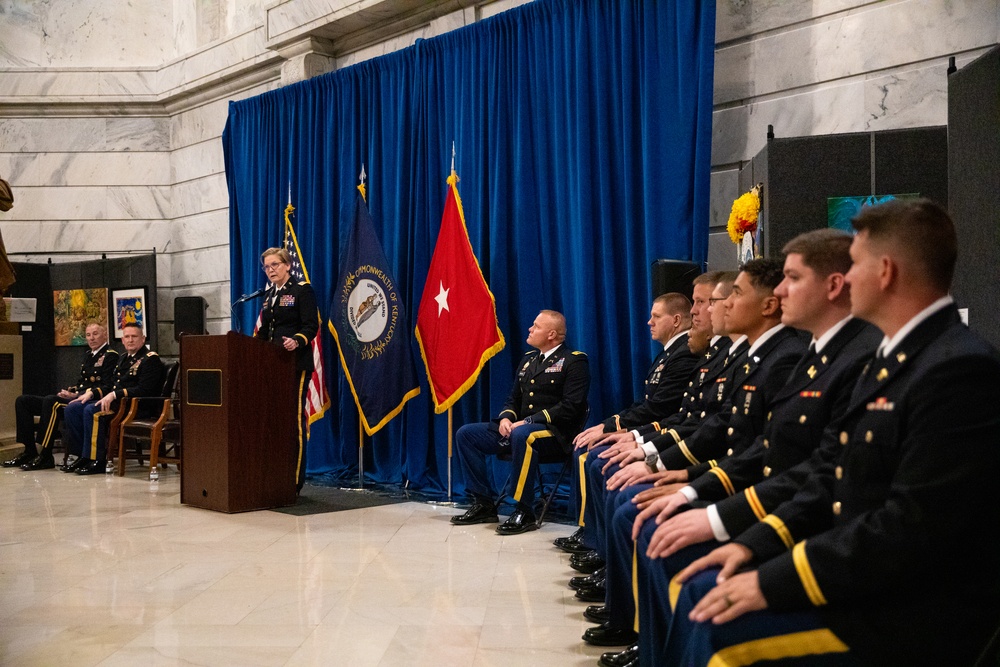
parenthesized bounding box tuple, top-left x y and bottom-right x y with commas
(827, 194, 919, 232)
(111, 287, 148, 339)
(52, 288, 109, 346)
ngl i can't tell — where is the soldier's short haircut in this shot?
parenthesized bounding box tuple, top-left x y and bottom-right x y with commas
(782, 228, 853, 277)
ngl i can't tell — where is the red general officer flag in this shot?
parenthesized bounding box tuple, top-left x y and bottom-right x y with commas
(416, 171, 505, 413)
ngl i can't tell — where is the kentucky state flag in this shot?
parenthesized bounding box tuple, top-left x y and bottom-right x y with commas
(328, 188, 420, 436)
(416, 171, 505, 413)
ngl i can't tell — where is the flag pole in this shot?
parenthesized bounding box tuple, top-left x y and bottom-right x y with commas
(447, 406, 453, 499)
(447, 143, 457, 501)
(357, 163, 368, 490)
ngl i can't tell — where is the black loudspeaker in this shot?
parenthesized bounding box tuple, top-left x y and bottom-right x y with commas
(651, 260, 700, 301)
(174, 296, 207, 340)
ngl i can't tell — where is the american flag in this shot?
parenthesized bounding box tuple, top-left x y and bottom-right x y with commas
(256, 202, 331, 430)
(283, 202, 330, 429)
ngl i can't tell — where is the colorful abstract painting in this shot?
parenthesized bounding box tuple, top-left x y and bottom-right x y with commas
(53, 288, 109, 346)
(112, 287, 147, 338)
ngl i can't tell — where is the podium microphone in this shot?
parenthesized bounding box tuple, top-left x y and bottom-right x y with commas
(233, 286, 268, 305)
(230, 285, 268, 334)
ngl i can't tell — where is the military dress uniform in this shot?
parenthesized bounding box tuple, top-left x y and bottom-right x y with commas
(63, 345, 165, 473)
(255, 279, 318, 489)
(576, 333, 699, 544)
(5, 343, 118, 469)
(652, 325, 805, 471)
(454, 344, 590, 526)
(589, 327, 801, 644)
(671, 302, 1000, 667)
(633, 317, 881, 665)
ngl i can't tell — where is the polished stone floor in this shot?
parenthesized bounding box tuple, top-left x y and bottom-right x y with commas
(0, 464, 607, 666)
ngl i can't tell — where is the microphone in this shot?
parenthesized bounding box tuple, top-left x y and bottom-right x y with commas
(233, 286, 268, 305)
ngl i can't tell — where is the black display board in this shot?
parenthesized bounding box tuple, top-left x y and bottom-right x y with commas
(739, 127, 948, 258)
(949, 45, 1000, 349)
(10, 255, 157, 395)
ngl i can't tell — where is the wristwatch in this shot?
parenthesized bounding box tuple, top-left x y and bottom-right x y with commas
(645, 452, 659, 473)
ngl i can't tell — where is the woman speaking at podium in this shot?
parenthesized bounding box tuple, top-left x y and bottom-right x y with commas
(256, 247, 318, 493)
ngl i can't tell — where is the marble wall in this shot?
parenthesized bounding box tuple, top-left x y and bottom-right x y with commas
(706, 0, 1000, 269)
(0, 0, 997, 354)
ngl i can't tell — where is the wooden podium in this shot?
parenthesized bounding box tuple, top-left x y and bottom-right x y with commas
(180, 332, 298, 512)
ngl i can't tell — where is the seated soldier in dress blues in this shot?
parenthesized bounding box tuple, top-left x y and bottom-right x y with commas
(62, 323, 166, 475)
(5, 323, 118, 471)
(558, 292, 699, 561)
(582, 260, 805, 656)
(614, 228, 881, 667)
(451, 310, 590, 535)
(668, 199, 1000, 667)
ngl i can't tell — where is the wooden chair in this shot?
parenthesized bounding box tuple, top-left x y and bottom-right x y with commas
(114, 362, 180, 480)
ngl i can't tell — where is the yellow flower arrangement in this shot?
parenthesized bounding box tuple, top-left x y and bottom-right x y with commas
(727, 185, 762, 245)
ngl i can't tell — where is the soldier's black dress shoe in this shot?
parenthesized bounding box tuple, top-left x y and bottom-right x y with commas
(569, 551, 605, 574)
(569, 567, 606, 590)
(2, 451, 34, 468)
(76, 460, 106, 475)
(584, 604, 611, 623)
(495, 508, 538, 535)
(583, 622, 638, 647)
(599, 643, 639, 667)
(451, 501, 499, 525)
(554, 528, 592, 554)
(553, 527, 583, 548)
(22, 453, 56, 471)
(574, 582, 606, 602)
(61, 458, 88, 473)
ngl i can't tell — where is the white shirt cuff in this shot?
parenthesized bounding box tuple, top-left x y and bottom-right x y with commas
(641, 442, 658, 457)
(707, 504, 731, 542)
(680, 485, 698, 502)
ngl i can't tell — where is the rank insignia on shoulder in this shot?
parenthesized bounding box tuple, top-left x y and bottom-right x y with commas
(866, 397, 894, 411)
(799, 390, 822, 398)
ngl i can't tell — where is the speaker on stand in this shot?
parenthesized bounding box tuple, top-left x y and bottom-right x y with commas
(651, 260, 701, 301)
(174, 296, 207, 341)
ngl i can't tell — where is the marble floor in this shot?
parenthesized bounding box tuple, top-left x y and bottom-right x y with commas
(0, 464, 608, 666)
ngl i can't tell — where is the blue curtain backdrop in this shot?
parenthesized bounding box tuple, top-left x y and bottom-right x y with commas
(223, 0, 716, 498)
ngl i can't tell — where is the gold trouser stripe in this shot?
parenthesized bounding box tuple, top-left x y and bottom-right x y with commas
(296, 371, 306, 484)
(792, 540, 828, 606)
(745, 487, 767, 520)
(40, 403, 64, 450)
(678, 440, 700, 465)
(762, 515, 795, 550)
(89, 411, 102, 459)
(708, 467, 736, 496)
(632, 544, 640, 633)
(706, 628, 848, 667)
(667, 429, 681, 445)
(577, 451, 588, 526)
(669, 570, 683, 612)
(513, 430, 553, 502)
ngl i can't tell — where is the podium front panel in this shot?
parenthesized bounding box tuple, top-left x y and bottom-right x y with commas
(181, 332, 298, 512)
